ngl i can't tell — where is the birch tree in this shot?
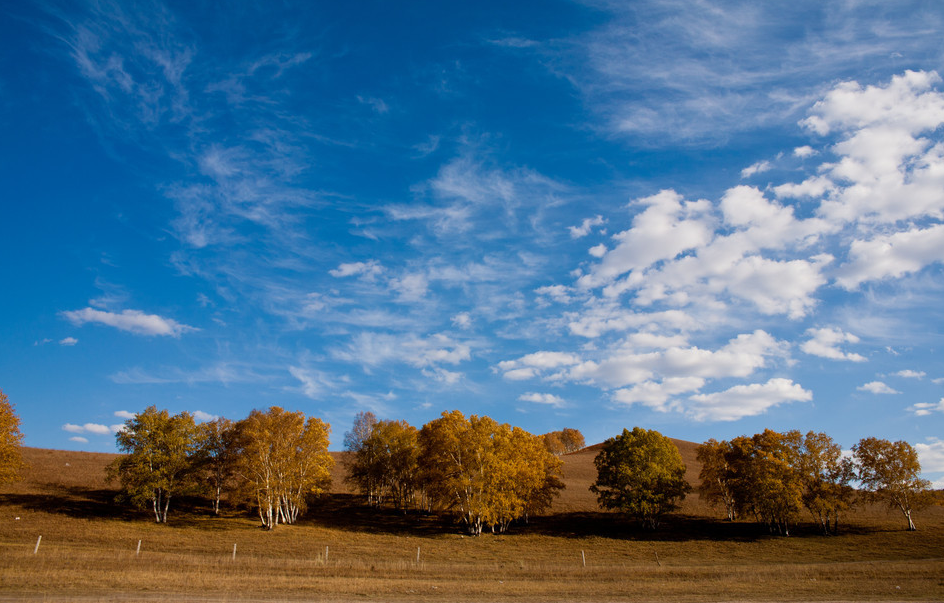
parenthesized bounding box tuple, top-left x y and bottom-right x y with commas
(234, 407, 333, 529)
(853, 437, 931, 531)
(110, 406, 203, 523)
(198, 417, 238, 515)
(797, 431, 855, 535)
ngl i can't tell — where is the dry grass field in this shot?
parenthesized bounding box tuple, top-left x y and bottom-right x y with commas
(1, 443, 943, 602)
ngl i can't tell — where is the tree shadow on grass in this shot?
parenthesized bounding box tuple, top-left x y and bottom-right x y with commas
(521, 511, 876, 542)
(0, 486, 137, 521)
(301, 493, 456, 536)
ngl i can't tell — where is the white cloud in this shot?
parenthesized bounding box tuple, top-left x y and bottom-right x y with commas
(740, 160, 771, 179)
(612, 376, 705, 412)
(332, 332, 471, 370)
(391, 273, 429, 302)
(579, 190, 714, 289)
(61, 307, 195, 337)
(895, 369, 926, 379)
(857, 381, 900, 395)
(568, 215, 605, 238)
(518, 392, 568, 408)
(59, 337, 79, 346)
(329, 260, 383, 279)
(289, 366, 340, 400)
(835, 225, 944, 290)
(452, 312, 472, 329)
(114, 410, 135, 419)
(69, 436, 89, 444)
(193, 410, 218, 422)
(568, 330, 788, 390)
(688, 378, 812, 421)
(915, 437, 944, 472)
(62, 422, 117, 436)
(801, 328, 866, 362)
(909, 398, 944, 416)
(793, 146, 817, 158)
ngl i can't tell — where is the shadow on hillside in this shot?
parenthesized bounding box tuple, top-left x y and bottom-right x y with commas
(0, 486, 137, 521)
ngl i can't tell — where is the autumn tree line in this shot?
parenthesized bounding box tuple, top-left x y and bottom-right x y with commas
(0, 389, 936, 536)
(101, 405, 583, 535)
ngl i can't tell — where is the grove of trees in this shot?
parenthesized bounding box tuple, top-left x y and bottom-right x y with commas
(696, 430, 931, 534)
(109, 405, 332, 528)
(345, 410, 566, 535)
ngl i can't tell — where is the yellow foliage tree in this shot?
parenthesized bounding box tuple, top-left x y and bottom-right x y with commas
(110, 406, 203, 523)
(234, 407, 333, 529)
(419, 410, 563, 535)
(853, 436, 931, 531)
(0, 389, 25, 485)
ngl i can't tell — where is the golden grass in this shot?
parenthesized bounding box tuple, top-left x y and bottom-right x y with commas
(1, 446, 942, 602)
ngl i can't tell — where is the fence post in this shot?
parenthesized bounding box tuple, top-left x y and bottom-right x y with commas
(417, 546, 421, 564)
(33, 535, 42, 555)
(581, 550, 586, 568)
(136, 540, 141, 556)
(325, 545, 329, 563)
(232, 543, 237, 561)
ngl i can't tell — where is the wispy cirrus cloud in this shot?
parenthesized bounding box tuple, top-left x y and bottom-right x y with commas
(61, 307, 195, 337)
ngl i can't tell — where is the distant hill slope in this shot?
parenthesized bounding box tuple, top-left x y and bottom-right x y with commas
(16, 438, 708, 516)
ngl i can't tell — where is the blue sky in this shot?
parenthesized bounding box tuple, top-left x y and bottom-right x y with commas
(2, 0, 943, 485)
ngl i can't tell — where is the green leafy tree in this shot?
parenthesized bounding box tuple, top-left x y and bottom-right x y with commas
(853, 437, 932, 531)
(591, 427, 690, 529)
(0, 389, 25, 485)
(109, 406, 203, 523)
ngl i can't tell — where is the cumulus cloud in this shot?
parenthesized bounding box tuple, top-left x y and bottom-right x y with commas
(909, 398, 944, 416)
(69, 436, 89, 443)
(497, 351, 580, 380)
(801, 328, 866, 362)
(518, 392, 568, 408)
(62, 422, 122, 435)
(567, 330, 788, 390)
(114, 410, 135, 419)
(857, 381, 900, 395)
(59, 337, 79, 346)
(894, 370, 926, 379)
(568, 215, 605, 238)
(915, 437, 944, 472)
(61, 307, 195, 337)
(835, 225, 944, 290)
(687, 378, 812, 421)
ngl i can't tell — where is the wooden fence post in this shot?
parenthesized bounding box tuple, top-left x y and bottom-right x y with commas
(136, 540, 141, 556)
(232, 543, 237, 561)
(33, 535, 42, 555)
(581, 550, 586, 568)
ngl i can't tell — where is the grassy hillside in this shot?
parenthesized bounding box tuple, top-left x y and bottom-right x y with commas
(1, 444, 943, 602)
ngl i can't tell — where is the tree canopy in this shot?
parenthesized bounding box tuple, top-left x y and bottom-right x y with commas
(591, 427, 690, 529)
(109, 406, 203, 523)
(853, 436, 932, 531)
(0, 389, 25, 486)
